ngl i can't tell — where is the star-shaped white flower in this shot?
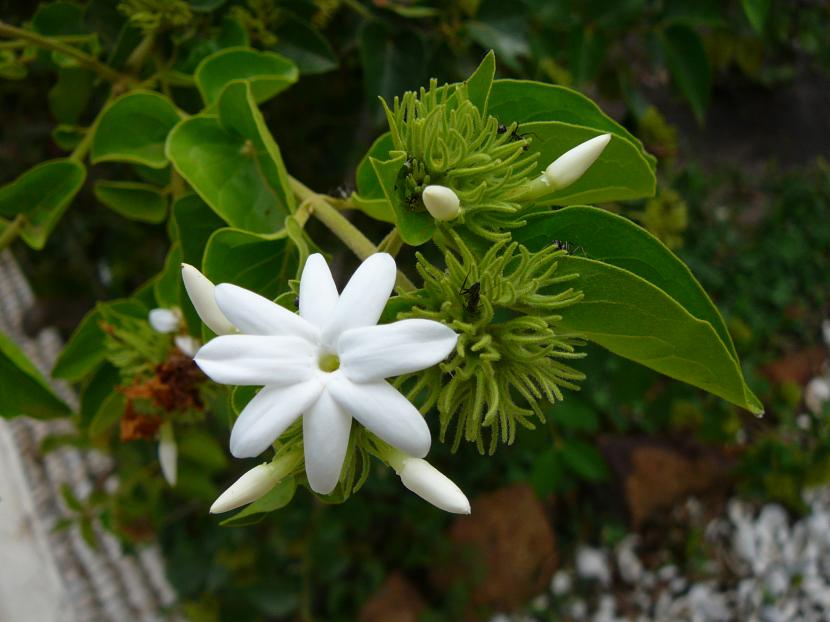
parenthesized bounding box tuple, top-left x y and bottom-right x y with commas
(191, 253, 458, 495)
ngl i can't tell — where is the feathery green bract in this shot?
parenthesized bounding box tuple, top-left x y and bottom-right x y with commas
(398, 232, 585, 454)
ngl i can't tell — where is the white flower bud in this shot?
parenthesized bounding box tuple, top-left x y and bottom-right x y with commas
(181, 263, 236, 335)
(174, 334, 201, 357)
(210, 461, 285, 514)
(544, 133, 611, 191)
(148, 308, 181, 334)
(158, 421, 177, 487)
(806, 377, 830, 415)
(421, 185, 461, 221)
(391, 454, 470, 514)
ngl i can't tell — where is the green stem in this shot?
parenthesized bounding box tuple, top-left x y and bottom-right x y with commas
(0, 34, 94, 49)
(0, 21, 128, 84)
(377, 227, 404, 256)
(0, 215, 26, 252)
(288, 176, 417, 293)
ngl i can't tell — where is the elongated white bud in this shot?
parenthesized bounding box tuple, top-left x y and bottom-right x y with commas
(181, 263, 236, 335)
(174, 334, 200, 357)
(422, 185, 461, 221)
(544, 134, 611, 191)
(390, 453, 470, 514)
(149, 308, 181, 334)
(210, 461, 285, 514)
(158, 421, 177, 487)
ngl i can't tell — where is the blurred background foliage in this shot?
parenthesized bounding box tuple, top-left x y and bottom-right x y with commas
(1, 0, 829, 620)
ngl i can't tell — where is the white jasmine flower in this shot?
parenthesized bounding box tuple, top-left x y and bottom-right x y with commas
(551, 570, 572, 595)
(544, 133, 611, 190)
(158, 421, 177, 486)
(387, 450, 470, 514)
(190, 253, 458, 495)
(421, 185, 461, 221)
(149, 307, 181, 333)
(210, 455, 300, 514)
(576, 546, 611, 585)
(181, 263, 236, 335)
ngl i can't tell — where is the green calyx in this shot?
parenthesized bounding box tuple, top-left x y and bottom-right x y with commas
(381, 80, 540, 239)
(397, 232, 586, 454)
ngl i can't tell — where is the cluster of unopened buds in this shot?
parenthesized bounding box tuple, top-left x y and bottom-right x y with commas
(420, 133, 611, 222)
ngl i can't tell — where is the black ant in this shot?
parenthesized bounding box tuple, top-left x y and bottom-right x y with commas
(552, 240, 585, 255)
(460, 273, 481, 315)
(497, 122, 532, 151)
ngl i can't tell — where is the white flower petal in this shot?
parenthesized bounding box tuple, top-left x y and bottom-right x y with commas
(396, 456, 470, 514)
(327, 375, 430, 458)
(195, 335, 315, 386)
(299, 253, 339, 330)
(214, 283, 319, 343)
(339, 319, 457, 382)
(181, 264, 236, 335)
(158, 422, 177, 487)
(303, 390, 351, 494)
(230, 380, 323, 458)
(320, 253, 396, 350)
(149, 308, 180, 333)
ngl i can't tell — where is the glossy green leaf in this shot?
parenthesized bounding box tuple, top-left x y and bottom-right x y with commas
(173, 194, 225, 265)
(517, 206, 739, 364)
(465, 49, 496, 115)
(203, 228, 297, 301)
(466, 3, 529, 72)
(79, 363, 120, 428)
(659, 25, 711, 124)
(370, 154, 435, 245)
(220, 477, 296, 527)
(352, 132, 395, 223)
(523, 122, 656, 204)
(52, 125, 85, 151)
(91, 91, 182, 168)
(0, 159, 86, 250)
(487, 79, 655, 169)
(273, 13, 338, 75)
(49, 67, 94, 124)
(195, 47, 298, 106)
(0, 330, 69, 419)
(53, 299, 147, 381)
(554, 256, 763, 414)
(88, 391, 125, 437)
(93, 181, 167, 223)
(166, 81, 295, 232)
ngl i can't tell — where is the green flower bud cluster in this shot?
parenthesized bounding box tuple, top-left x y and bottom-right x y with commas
(118, 0, 192, 33)
(381, 80, 540, 239)
(397, 232, 586, 454)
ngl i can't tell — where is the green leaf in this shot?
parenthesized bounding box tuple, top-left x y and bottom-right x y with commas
(53, 299, 147, 381)
(93, 181, 167, 223)
(487, 79, 655, 169)
(32, 1, 87, 36)
(466, 3, 529, 73)
(370, 154, 435, 245)
(553, 256, 763, 414)
(166, 81, 295, 232)
(549, 397, 599, 433)
(79, 363, 121, 428)
(203, 227, 297, 301)
(88, 390, 124, 437)
(352, 132, 395, 223)
(178, 429, 229, 474)
(560, 440, 608, 481)
(0, 330, 69, 419)
(154, 243, 183, 308)
(195, 47, 298, 106)
(741, 0, 771, 34)
(173, 194, 225, 265)
(91, 91, 182, 169)
(220, 477, 296, 527)
(465, 49, 496, 115)
(523, 122, 656, 204)
(516, 206, 738, 364)
(49, 67, 94, 124)
(659, 25, 711, 125)
(0, 159, 86, 250)
(273, 13, 337, 75)
(52, 125, 85, 151)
